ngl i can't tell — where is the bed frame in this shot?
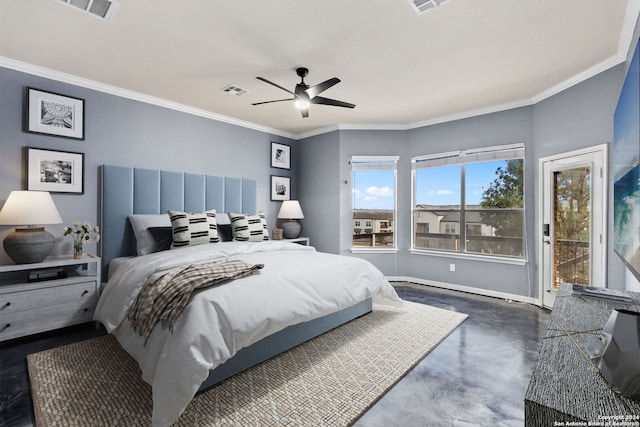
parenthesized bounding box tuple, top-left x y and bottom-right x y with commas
(99, 165, 372, 390)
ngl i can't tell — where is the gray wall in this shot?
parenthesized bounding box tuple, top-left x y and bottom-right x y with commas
(297, 131, 341, 254)
(2, 19, 638, 296)
(532, 65, 627, 292)
(339, 130, 409, 276)
(299, 40, 639, 297)
(0, 66, 296, 261)
(405, 107, 536, 296)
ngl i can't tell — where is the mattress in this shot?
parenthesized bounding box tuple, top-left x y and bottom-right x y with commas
(94, 240, 400, 426)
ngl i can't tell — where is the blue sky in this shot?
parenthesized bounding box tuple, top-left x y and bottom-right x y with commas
(352, 160, 508, 209)
(352, 170, 395, 210)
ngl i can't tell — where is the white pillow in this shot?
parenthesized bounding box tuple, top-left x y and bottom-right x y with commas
(228, 212, 269, 242)
(168, 209, 220, 248)
(128, 214, 171, 255)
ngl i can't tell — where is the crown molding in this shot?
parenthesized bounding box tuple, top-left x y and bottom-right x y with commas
(0, 56, 297, 140)
(2, 0, 638, 142)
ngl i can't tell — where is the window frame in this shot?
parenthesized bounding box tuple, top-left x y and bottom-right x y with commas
(351, 155, 399, 253)
(411, 143, 526, 262)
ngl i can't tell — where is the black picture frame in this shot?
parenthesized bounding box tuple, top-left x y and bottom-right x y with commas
(26, 87, 85, 140)
(26, 147, 85, 194)
(271, 142, 291, 170)
(271, 175, 291, 201)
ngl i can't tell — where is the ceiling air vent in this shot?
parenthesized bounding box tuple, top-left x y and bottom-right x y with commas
(407, 0, 450, 15)
(221, 85, 249, 96)
(55, 0, 118, 20)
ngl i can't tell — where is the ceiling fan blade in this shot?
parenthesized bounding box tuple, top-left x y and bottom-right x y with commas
(256, 77, 295, 95)
(252, 98, 295, 106)
(305, 77, 340, 98)
(300, 106, 309, 118)
(311, 96, 355, 109)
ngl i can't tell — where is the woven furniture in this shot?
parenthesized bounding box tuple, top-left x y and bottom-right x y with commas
(525, 284, 640, 425)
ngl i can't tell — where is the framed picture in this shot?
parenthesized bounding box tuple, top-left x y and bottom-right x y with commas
(271, 175, 290, 201)
(26, 87, 85, 140)
(26, 147, 84, 194)
(271, 142, 291, 170)
(613, 40, 640, 281)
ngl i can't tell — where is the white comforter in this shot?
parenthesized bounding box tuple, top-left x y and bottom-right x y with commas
(94, 241, 400, 426)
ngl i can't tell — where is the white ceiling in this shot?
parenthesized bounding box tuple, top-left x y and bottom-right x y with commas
(0, 0, 638, 139)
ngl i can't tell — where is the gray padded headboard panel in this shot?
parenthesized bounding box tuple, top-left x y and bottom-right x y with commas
(100, 165, 257, 281)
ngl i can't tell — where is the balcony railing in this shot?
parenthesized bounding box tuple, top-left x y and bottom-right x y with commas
(413, 232, 524, 256)
(352, 232, 394, 247)
(555, 239, 589, 287)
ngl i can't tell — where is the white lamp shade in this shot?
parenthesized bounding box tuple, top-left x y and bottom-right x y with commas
(0, 191, 63, 226)
(277, 200, 304, 219)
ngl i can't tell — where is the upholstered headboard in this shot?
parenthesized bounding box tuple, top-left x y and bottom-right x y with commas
(100, 165, 257, 281)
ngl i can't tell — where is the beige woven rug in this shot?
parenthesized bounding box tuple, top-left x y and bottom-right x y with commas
(28, 301, 466, 426)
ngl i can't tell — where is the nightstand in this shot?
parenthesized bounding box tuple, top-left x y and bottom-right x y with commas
(284, 237, 310, 246)
(0, 254, 100, 342)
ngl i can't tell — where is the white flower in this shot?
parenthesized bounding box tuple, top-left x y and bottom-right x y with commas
(64, 220, 101, 252)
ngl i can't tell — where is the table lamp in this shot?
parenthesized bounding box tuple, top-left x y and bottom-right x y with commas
(0, 191, 63, 264)
(277, 200, 304, 239)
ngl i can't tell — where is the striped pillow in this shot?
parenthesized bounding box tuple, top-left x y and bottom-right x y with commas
(168, 209, 219, 248)
(228, 212, 269, 242)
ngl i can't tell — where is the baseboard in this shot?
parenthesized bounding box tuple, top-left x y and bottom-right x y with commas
(387, 275, 541, 306)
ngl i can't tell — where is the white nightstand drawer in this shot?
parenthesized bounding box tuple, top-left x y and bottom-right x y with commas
(0, 299, 96, 341)
(0, 254, 101, 342)
(0, 280, 97, 315)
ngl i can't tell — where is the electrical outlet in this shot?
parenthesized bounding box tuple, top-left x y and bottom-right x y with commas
(449, 263, 455, 272)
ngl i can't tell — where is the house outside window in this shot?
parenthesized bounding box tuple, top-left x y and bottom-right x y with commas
(444, 223, 457, 234)
(412, 144, 525, 258)
(352, 156, 398, 250)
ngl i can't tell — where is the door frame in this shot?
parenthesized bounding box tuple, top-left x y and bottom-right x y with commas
(537, 144, 608, 308)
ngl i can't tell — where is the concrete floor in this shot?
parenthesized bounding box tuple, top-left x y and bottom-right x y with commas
(355, 284, 550, 426)
(0, 283, 549, 426)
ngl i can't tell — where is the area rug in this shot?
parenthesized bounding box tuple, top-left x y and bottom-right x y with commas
(28, 301, 467, 426)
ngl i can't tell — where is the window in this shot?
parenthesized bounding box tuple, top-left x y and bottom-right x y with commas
(352, 156, 398, 250)
(412, 144, 525, 258)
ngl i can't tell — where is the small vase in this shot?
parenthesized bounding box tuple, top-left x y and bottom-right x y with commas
(74, 242, 83, 259)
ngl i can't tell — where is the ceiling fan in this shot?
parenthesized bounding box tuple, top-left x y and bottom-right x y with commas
(252, 67, 355, 118)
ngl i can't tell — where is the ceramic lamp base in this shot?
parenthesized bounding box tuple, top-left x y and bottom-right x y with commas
(3, 226, 55, 264)
(281, 220, 301, 239)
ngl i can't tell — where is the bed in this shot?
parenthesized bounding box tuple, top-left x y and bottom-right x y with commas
(95, 165, 401, 427)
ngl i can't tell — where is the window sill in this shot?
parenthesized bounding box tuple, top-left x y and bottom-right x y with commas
(409, 248, 527, 265)
(351, 248, 399, 254)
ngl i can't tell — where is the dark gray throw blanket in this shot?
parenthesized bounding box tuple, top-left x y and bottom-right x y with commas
(127, 258, 264, 343)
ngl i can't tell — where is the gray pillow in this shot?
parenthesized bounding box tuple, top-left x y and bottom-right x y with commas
(128, 214, 171, 255)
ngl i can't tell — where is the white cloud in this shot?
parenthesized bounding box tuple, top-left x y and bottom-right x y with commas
(363, 196, 377, 202)
(352, 189, 362, 197)
(427, 189, 455, 196)
(366, 186, 393, 197)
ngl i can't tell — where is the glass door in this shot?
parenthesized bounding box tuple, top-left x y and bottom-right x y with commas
(541, 147, 606, 308)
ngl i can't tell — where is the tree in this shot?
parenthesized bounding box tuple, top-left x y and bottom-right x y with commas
(480, 159, 524, 237)
(552, 167, 591, 285)
(553, 168, 590, 241)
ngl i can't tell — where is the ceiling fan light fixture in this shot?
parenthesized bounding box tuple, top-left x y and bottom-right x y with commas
(294, 99, 310, 109)
(253, 67, 355, 117)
